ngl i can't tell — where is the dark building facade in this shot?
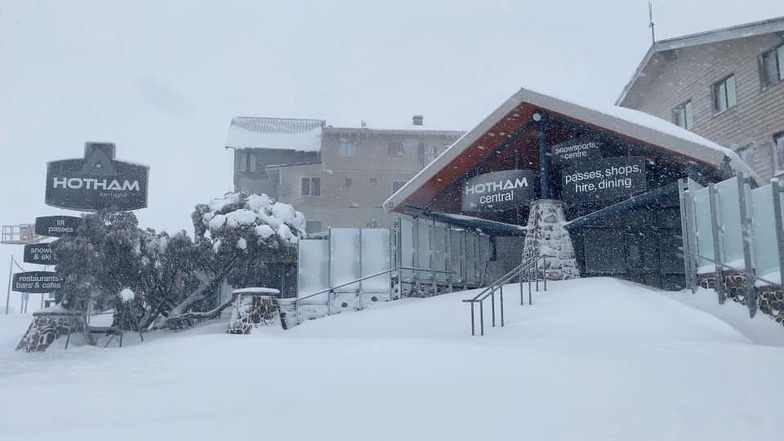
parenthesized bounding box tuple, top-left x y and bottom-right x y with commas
(385, 88, 756, 290)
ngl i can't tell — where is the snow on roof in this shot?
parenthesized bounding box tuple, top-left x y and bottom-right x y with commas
(384, 86, 759, 213)
(225, 117, 325, 151)
(617, 16, 784, 105)
(324, 124, 464, 136)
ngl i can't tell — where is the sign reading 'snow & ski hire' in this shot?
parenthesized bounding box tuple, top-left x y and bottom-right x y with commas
(45, 143, 149, 211)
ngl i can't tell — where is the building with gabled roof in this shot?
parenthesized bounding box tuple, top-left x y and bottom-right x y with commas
(384, 87, 755, 290)
(226, 116, 463, 233)
(617, 16, 784, 181)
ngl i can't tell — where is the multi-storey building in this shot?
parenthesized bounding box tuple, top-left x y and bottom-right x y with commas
(617, 16, 784, 181)
(226, 115, 464, 233)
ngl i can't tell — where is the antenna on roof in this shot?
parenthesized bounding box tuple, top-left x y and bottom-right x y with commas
(648, 1, 656, 44)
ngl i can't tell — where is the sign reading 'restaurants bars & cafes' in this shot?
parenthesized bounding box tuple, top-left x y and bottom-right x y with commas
(45, 143, 149, 212)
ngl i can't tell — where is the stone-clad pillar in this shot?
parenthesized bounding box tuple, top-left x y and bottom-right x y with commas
(522, 199, 580, 280)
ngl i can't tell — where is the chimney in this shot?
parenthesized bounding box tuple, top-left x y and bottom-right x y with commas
(412, 115, 424, 126)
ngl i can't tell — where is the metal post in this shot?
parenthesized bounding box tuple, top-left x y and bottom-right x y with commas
(771, 180, 784, 285)
(327, 227, 333, 316)
(358, 229, 363, 311)
(5, 255, 12, 315)
(678, 180, 695, 291)
(500, 285, 505, 327)
(470, 303, 475, 336)
(708, 184, 726, 303)
(538, 116, 549, 199)
(688, 182, 701, 292)
(520, 264, 524, 306)
(491, 289, 496, 327)
(543, 257, 547, 291)
(737, 174, 757, 317)
(479, 302, 484, 336)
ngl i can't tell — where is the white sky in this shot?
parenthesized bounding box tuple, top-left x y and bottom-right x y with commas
(0, 0, 782, 311)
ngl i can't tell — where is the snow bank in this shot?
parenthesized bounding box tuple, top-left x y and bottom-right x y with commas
(2, 278, 784, 441)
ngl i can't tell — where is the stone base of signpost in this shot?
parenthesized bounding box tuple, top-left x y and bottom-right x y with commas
(15, 309, 88, 352)
(522, 199, 580, 280)
(226, 292, 287, 334)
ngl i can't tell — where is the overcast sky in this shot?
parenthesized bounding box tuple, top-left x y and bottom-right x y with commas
(0, 0, 781, 312)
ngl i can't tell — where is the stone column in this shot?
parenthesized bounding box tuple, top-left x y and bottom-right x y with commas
(522, 199, 580, 280)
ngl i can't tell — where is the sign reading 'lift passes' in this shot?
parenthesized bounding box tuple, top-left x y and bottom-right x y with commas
(34, 215, 82, 237)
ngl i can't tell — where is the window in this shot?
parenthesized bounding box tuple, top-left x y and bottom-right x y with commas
(774, 133, 784, 175)
(713, 75, 737, 114)
(238, 151, 257, 173)
(392, 181, 406, 194)
(388, 141, 405, 157)
(339, 139, 356, 157)
(761, 44, 784, 88)
(301, 177, 321, 196)
(672, 100, 693, 130)
(344, 178, 352, 188)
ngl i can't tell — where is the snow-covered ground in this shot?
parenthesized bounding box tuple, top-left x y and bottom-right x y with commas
(2, 278, 784, 441)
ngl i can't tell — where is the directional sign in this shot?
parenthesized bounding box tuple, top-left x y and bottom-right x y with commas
(562, 156, 648, 203)
(12, 271, 64, 293)
(550, 138, 603, 165)
(23, 243, 58, 265)
(35, 215, 82, 237)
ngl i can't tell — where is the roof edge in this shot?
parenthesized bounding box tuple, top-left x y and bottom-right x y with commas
(617, 16, 784, 105)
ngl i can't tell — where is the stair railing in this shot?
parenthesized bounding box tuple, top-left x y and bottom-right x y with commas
(462, 255, 547, 336)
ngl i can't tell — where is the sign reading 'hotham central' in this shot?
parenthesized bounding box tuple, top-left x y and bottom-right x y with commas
(462, 170, 535, 212)
(45, 143, 149, 211)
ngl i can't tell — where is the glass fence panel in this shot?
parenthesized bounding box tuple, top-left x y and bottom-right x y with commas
(400, 217, 414, 283)
(297, 239, 330, 303)
(716, 177, 743, 268)
(330, 228, 361, 293)
(450, 229, 465, 283)
(432, 225, 448, 282)
(360, 229, 391, 292)
(417, 220, 433, 280)
(752, 185, 780, 280)
(465, 232, 478, 284)
(693, 186, 715, 272)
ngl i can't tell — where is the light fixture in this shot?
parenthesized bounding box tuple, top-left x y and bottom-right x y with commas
(532, 112, 542, 122)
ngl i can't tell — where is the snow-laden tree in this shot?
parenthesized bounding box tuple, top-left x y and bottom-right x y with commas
(51, 210, 145, 312)
(163, 192, 306, 328)
(50, 192, 306, 330)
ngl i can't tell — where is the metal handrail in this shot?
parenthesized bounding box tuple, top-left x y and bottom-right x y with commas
(285, 266, 455, 325)
(681, 248, 783, 289)
(463, 255, 548, 336)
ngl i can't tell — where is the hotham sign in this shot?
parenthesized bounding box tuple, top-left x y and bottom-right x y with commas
(45, 142, 149, 211)
(462, 170, 535, 212)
